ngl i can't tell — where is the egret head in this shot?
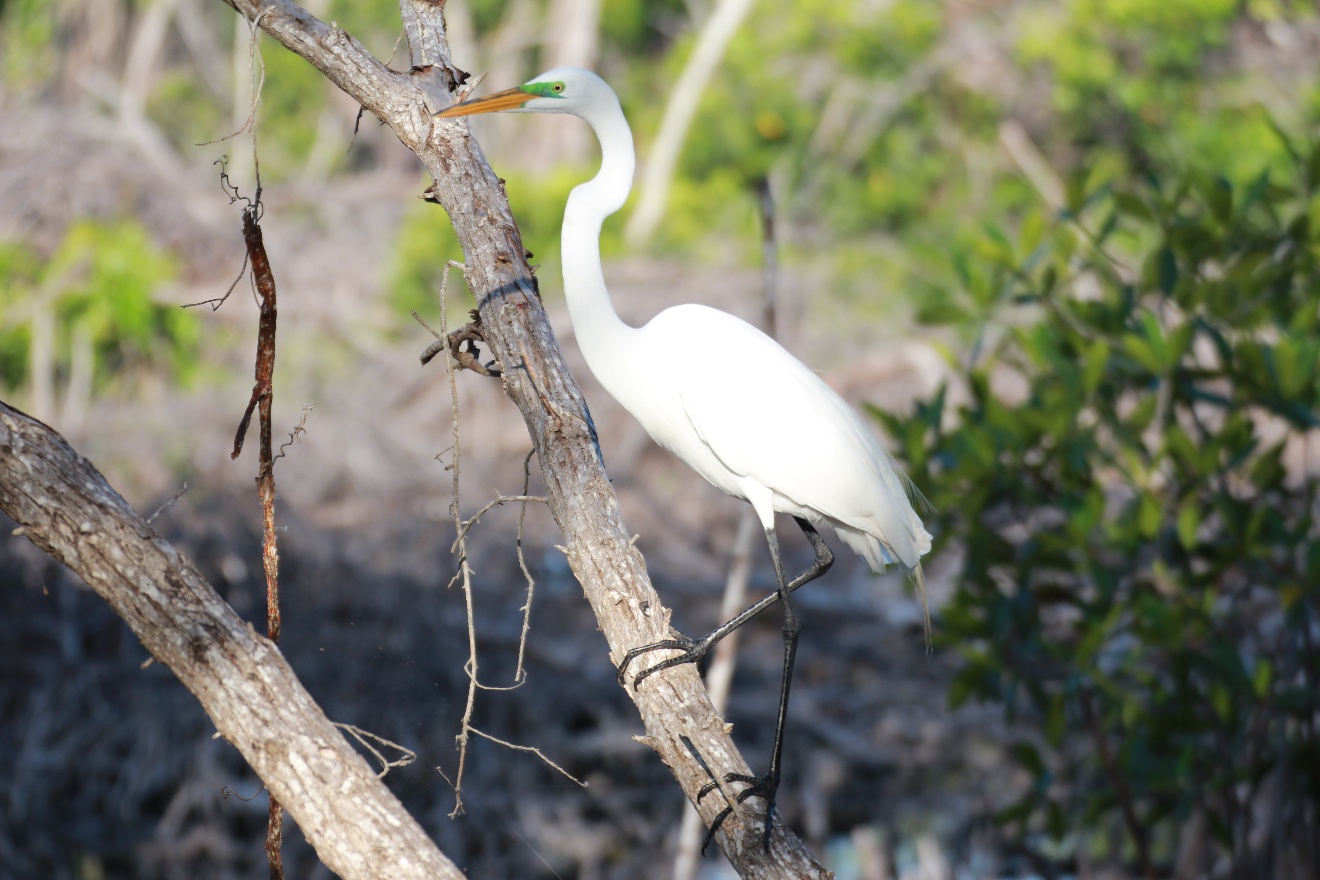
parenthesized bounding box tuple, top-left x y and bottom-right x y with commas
(435, 67, 614, 120)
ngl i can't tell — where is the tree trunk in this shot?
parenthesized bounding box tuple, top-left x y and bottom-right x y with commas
(0, 401, 466, 880)
(3, 1, 832, 876)
(622, 0, 756, 247)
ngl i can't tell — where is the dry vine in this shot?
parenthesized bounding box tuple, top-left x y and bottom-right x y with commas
(419, 260, 579, 817)
(333, 724, 417, 779)
(4, 0, 841, 872)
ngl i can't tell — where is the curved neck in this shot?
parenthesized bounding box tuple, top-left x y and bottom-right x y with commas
(561, 95, 637, 377)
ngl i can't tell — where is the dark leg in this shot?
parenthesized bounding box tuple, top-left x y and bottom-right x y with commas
(617, 516, 832, 688)
(697, 521, 800, 853)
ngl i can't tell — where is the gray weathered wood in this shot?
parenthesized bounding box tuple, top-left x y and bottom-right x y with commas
(4, 0, 833, 875)
(228, 5, 836, 872)
(0, 402, 466, 880)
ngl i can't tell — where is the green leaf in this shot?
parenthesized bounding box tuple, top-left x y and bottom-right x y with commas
(1124, 333, 1164, 375)
(1176, 503, 1200, 549)
(1251, 443, 1287, 489)
(1252, 659, 1273, 699)
(1012, 742, 1046, 778)
(994, 798, 1035, 827)
(952, 251, 971, 289)
(1158, 245, 1179, 295)
(1065, 172, 1088, 216)
(1113, 191, 1153, 221)
(917, 296, 973, 326)
(1082, 340, 1110, 394)
(1020, 207, 1046, 256)
(982, 222, 1013, 260)
(1045, 693, 1066, 747)
(1140, 311, 1170, 367)
(1164, 425, 1199, 474)
(1265, 114, 1301, 166)
(1137, 492, 1163, 539)
(1206, 176, 1233, 225)
(1095, 209, 1119, 246)
(1125, 394, 1159, 432)
(1166, 321, 1194, 367)
(1046, 800, 1067, 841)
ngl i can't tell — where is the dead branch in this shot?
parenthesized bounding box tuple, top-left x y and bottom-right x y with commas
(8, 0, 834, 873)
(334, 723, 417, 779)
(222, 1, 829, 873)
(0, 400, 464, 880)
(223, 171, 287, 875)
(437, 258, 481, 818)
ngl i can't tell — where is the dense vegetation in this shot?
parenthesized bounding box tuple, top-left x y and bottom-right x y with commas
(884, 154, 1320, 877)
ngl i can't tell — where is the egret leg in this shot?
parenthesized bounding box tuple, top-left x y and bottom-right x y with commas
(696, 521, 799, 853)
(617, 517, 832, 688)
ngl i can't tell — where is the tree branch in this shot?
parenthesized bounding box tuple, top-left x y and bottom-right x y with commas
(0, 401, 465, 880)
(10, 0, 831, 873)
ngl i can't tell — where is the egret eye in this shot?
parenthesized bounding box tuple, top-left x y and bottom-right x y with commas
(553, 82, 564, 93)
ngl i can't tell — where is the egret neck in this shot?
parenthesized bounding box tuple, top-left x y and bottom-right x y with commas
(559, 93, 638, 390)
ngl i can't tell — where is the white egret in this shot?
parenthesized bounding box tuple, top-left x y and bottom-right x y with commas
(437, 68, 932, 850)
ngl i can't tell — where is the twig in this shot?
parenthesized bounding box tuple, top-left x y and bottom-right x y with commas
(432, 261, 563, 814)
(414, 263, 501, 376)
(449, 493, 549, 550)
(465, 726, 586, 787)
(229, 205, 276, 472)
(1081, 691, 1156, 880)
(146, 483, 190, 525)
(184, 242, 249, 311)
(222, 784, 267, 802)
(195, 9, 268, 149)
(436, 260, 478, 818)
(416, 309, 503, 377)
(513, 449, 539, 682)
(273, 405, 314, 462)
(218, 99, 284, 872)
(334, 723, 417, 779)
(252, 207, 284, 880)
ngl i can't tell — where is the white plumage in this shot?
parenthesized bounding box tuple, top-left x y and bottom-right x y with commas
(438, 66, 932, 849)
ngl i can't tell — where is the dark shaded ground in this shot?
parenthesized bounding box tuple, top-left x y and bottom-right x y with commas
(1, 464, 1022, 880)
(0, 90, 1024, 878)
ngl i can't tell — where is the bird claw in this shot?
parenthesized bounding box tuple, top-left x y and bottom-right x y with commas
(615, 632, 712, 687)
(696, 771, 779, 854)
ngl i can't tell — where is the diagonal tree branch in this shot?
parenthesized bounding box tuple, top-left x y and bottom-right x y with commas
(226, 1, 828, 874)
(5, 1, 831, 875)
(0, 401, 465, 880)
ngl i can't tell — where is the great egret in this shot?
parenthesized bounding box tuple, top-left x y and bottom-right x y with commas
(437, 67, 932, 850)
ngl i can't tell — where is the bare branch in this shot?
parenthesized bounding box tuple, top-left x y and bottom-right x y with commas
(0, 401, 464, 880)
(437, 259, 481, 818)
(109, 0, 831, 871)
(513, 448, 539, 682)
(334, 723, 418, 779)
(146, 482, 190, 525)
(467, 726, 586, 788)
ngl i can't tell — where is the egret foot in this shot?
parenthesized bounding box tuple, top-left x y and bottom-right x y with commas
(697, 770, 779, 854)
(616, 632, 715, 687)
(616, 517, 835, 690)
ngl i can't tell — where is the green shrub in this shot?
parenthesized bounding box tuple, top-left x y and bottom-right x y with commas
(884, 136, 1320, 874)
(0, 219, 196, 398)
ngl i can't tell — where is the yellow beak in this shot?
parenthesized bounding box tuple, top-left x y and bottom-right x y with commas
(435, 86, 530, 118)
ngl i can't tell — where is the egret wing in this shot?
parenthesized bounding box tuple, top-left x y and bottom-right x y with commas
(647, 306, 927, 569)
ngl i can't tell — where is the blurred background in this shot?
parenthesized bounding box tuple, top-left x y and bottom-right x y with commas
(1, 0, 1318, 878)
